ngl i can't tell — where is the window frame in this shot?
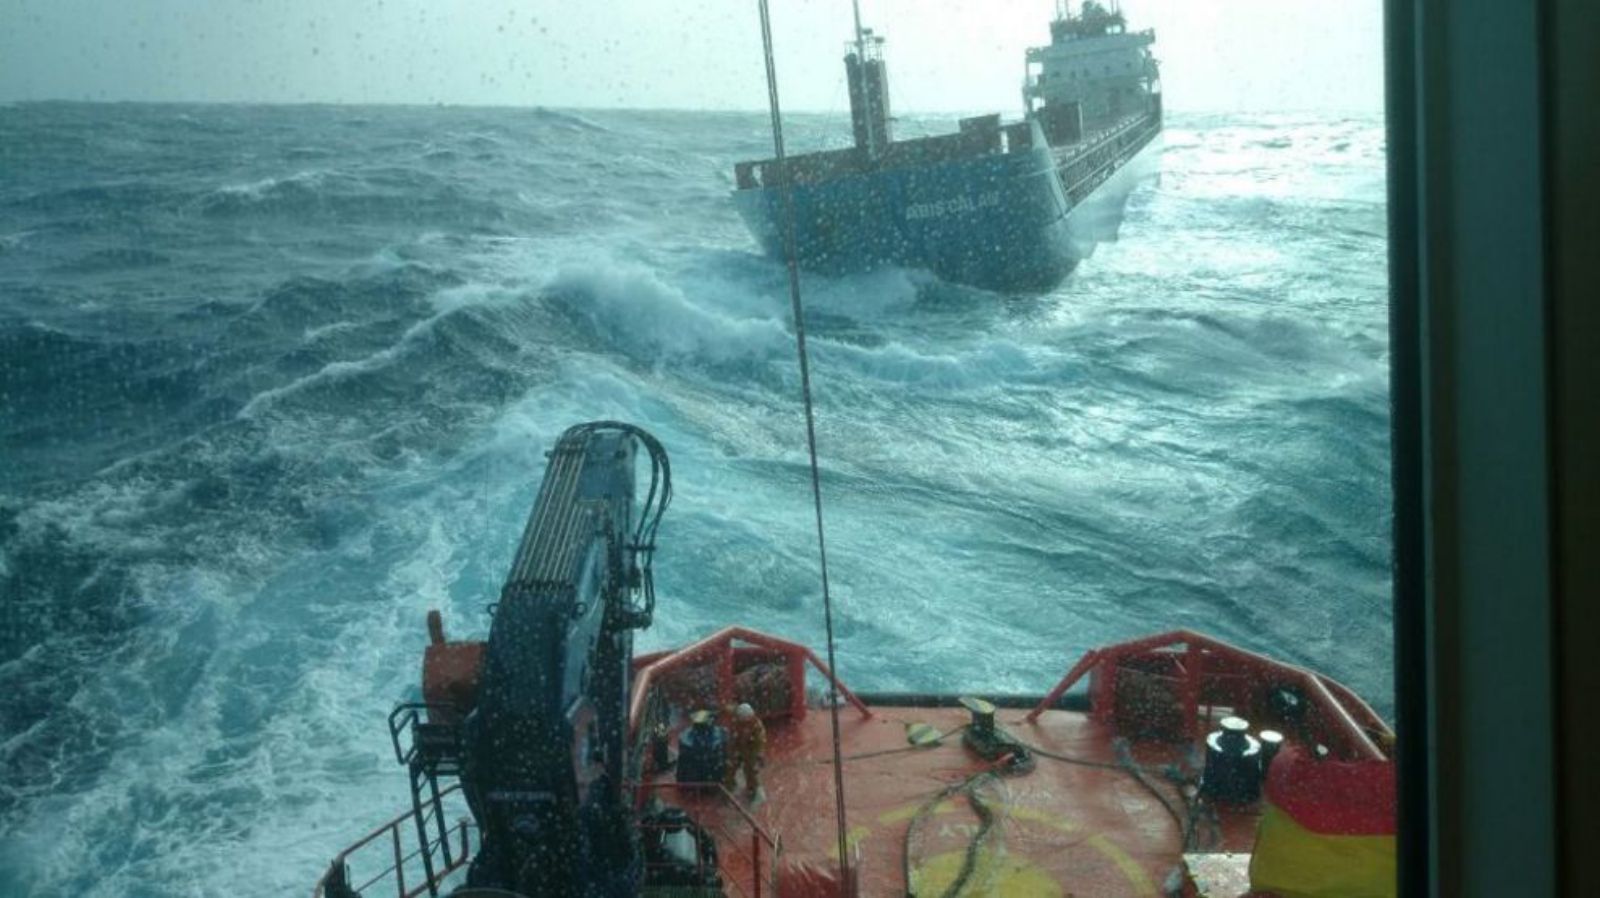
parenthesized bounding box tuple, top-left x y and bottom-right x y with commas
(1386, 0, 1597, 893)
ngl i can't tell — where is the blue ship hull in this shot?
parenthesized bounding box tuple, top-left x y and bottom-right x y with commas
(735, 116, 1161, 293)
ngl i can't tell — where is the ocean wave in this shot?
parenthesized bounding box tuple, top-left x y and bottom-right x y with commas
(0, 322, 198, 416)
(234, 316, 436, 419)
(527, 106, 610, 133)
(193, 169, 336, 215)
(56, 247, 172, 272)
(5, 181, 184, 215)
(191, 168, 509, 227)
(824, 337, 1054, 391)
(231, 277, 536, 421)
(225, 264, 461, 336)
(537, 259, 1083, 394)
(541, 262, 791, 364)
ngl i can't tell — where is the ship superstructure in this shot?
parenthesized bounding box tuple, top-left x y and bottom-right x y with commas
(1025, 1, 1162, 132)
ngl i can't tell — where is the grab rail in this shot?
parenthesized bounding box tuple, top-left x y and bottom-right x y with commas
(637, 781, 783, 898)
(313, 781, 781, 898)
(312, 784, 474, 898)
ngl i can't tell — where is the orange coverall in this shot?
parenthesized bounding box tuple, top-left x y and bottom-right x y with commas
(724, 714, 767, 793)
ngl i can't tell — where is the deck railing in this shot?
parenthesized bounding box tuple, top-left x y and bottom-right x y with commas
(313, 783, 474, 898)
(637, 781, 782, 898)
(313, 781, 780, 898)
(1054, 110, 1161, 206)
(1024, 629, 1392, 761)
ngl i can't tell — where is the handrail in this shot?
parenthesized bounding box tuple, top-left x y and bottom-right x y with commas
(312, 784, 473, 898)
(1057, 115, 1159, 202)
(637, 781, 782, 898)
(316, 779, 783, 898)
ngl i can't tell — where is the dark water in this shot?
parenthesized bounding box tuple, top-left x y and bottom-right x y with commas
(0, 102, 1390, 895)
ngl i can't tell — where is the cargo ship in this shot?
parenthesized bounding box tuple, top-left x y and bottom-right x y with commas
(313, 422, 1396, 898)
(733, 1, 1163, 293)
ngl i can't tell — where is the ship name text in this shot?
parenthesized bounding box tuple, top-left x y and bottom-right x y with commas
(904, 191, 1001, 221)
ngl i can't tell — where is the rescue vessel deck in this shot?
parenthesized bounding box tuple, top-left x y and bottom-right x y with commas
(318, 627, 1393, 898)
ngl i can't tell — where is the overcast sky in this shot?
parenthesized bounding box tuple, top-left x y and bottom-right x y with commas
(0, 1, 1385, 113)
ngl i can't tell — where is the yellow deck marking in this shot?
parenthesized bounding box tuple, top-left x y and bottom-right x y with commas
(824, 824, 872, 860)
(1011, 805, 1081, 833)
(1087, 834, 1159, 896)
(864, 798, 1157, 895)
(909, 848, 1062, 897)
(877, 797, 959, 825)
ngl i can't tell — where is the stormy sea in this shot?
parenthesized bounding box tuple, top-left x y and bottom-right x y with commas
(0, 102, 1390, 896)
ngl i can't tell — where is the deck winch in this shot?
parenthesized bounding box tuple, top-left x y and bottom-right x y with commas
(1200, 715, 1265, 804)
(958, 695, 1033, 770)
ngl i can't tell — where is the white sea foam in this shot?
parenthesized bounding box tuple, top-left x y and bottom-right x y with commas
(238, 310, 445, 418)
(544, 261, 791, 363)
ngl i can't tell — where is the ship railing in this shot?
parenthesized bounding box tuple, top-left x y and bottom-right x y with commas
(312, 780, 780, 898)
(313, 783, 475, 898)
(1059, 109, 1156, 157)
(1055, 111, 1161, 204)
(1024, 629, 1392, 761)
(637, 781, 782, 898)
(628, 626, 871, 746)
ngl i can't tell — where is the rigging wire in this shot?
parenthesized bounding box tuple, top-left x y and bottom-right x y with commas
(754, 0, 853, 889)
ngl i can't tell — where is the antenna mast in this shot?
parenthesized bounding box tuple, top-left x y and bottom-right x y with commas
(852, 0, 867, 59)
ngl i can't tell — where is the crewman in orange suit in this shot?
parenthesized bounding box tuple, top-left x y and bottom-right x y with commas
(724, 702, 767, 797)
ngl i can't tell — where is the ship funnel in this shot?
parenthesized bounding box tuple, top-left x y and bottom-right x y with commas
(845, 29, 892, 157)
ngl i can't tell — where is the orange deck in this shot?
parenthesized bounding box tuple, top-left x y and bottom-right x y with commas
(314, 627, 1390, 898)
(647, 704, 1261, 897)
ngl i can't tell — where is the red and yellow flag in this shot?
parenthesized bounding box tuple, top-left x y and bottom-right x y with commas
(1249, 744, 1396, 897)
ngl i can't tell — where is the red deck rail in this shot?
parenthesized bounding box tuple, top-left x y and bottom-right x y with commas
(1024, 629, 1392, 761)
(629, 626, 871, 743)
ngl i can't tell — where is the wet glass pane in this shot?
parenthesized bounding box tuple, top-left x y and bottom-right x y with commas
(0, 2, 1391, 895)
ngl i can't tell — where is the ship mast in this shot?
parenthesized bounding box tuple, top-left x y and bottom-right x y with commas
(843, 0, 892, 158)
(852, 0, 867, 60)
(850, 0, 879, 156)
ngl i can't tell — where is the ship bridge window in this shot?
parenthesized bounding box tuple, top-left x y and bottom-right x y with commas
(19, 1, 1594, 897)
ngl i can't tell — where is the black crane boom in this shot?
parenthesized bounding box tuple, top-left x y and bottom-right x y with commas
(459, 421, 669, 898)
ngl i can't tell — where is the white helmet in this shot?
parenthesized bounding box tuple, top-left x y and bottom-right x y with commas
(735, 703, 755, 719)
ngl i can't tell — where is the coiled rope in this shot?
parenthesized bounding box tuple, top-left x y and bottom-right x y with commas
(903, 772, 1003, 898)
